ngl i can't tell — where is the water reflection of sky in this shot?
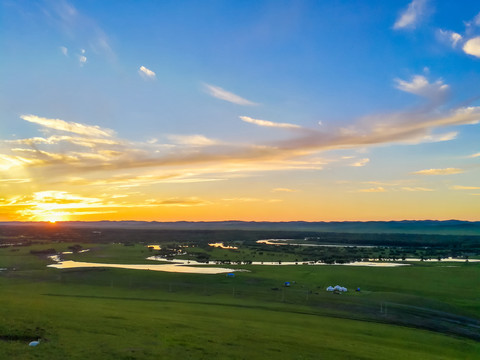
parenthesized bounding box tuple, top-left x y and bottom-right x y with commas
(48, 260, 237, 274)
(208, 242, 238, 249)
(257, 239, 375, 247)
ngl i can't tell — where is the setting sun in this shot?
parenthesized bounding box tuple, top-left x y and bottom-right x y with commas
(40, 211, 69, 224)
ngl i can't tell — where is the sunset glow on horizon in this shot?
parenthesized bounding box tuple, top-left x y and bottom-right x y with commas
(1, 1, 480, 222)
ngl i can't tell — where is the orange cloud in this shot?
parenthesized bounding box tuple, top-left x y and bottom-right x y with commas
(412, 168, 464, 175)
(358, 187, 386, 193)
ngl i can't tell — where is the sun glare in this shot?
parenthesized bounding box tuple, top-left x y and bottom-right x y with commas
(41, 212, 68, 223)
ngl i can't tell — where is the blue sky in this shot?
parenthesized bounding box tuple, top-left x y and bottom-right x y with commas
(1, 0, 479, 221)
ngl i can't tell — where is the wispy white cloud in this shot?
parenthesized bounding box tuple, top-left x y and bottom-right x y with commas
(451, 185, 480, 190)
(437, 30, 463, 47)
(44, 0, 115, 61)
(411, 168, 464, 175)
(358, 187, 386, 193)
(362, 181, 398, 186)
(350, 158, 370, 167)
(422, 131, 458, 142)
(450, 32, 463, 47)
(6, 135, 119, 148)
(463, 36, 480, 58)
(0, 154, 44, 171)
(160, 178, 224, 184)
(348, 182, 435, 193)
(10, 147, 108, 164)
(145, 197, 209, 207)
(204, 84, 258, 106)
(60, 46, 68, 56)
(465, 12, 480, 28)
(240, 116, 301, 129)
(272, 188, 297, 193)
(222, 197, 282, 203)
(468, 152, 480, 158)
(139, 66, 156, 80)
(399, 131, 458, 145)
(475, 12, 480, 26)
(0, 178, 31, 184)
(394, 75, 449, 100)
(20, 114, 114, 137)
(393, 0, 428, 30)
(167, 135, 219, 146)
(401, 187, 434, 191)
(222, 197, 261, 202)
(79, 54, 87, 65)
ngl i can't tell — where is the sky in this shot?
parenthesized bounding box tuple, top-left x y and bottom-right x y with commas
(1, 0, 480, 222)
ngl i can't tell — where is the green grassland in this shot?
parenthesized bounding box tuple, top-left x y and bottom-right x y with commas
(0, 242, 479, 359)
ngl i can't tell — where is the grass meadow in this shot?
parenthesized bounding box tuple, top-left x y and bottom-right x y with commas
(0, 243, 479, 359)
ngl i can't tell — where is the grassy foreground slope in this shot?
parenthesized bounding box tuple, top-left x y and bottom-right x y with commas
(0, 244, 479, 359)
(1, 280, 479, 360)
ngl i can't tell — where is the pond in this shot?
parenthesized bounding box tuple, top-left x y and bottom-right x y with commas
(257, 239, 375, 247)
(208, 242, 238, 249)
(47, 260, 238, 274)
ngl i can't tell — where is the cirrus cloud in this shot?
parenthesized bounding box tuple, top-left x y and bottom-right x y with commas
(350, 158, 370, 167)
(204, 84, 258, 106)
(411, 168, 464, 175)
(20, 114, 114, 137)
(401, 187, 434, 191)
(451, 185, 480, 190)
(393, 0, 429, 30)
(167, 134, 219, 146)
(272, 188, 297, 193)
(358, 187, 386, 193)
(239, 116, 301, 129)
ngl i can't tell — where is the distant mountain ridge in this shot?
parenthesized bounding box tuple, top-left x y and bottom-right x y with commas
(1, 220, 480, 235)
